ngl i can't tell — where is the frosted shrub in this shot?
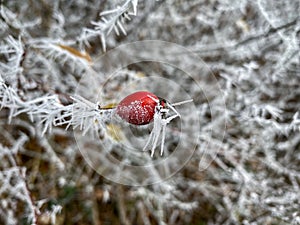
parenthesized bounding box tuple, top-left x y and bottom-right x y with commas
(0, 0, 300, 224)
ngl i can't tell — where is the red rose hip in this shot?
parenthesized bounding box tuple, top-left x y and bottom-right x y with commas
(116, 91, 160, 125)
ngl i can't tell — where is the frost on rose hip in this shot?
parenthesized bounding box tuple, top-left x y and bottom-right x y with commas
(114, 91, 187, 157)
(116, 91, 159, 125)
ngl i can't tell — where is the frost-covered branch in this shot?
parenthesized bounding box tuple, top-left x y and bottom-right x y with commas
(79, 0, 139, 51)
(0, 135, 38, 225)
(0, 36, 24, 82)
(0, 80, 113, 136)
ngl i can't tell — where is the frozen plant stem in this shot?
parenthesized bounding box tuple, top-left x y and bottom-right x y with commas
(143, 98, 190, 157)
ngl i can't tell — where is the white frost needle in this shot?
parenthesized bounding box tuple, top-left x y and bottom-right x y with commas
(171, 99, 193, 107)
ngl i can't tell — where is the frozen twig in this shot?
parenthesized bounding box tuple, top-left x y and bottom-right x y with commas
(79, 0, 139, 51)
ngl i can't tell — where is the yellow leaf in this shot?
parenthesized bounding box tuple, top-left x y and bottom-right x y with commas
(57, 44, 92, 63)
(136, 71, 145, 78)
(101, 103, 118, 109)
(106, 124, 124, 142)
